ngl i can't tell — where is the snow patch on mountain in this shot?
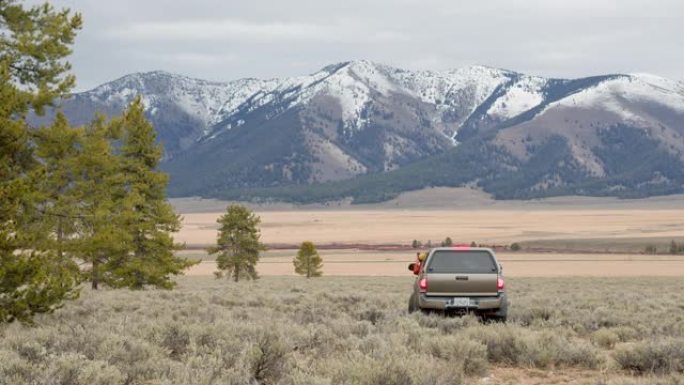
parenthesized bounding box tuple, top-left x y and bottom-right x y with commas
(277, 61, 403, 128)
(540, 74, 684, 123)
(219, 78, 279, 117)
(487, 76, 546, 119)
(392, 65, 508, 109)
(86, 71, 258, 134)
(626, 74, 684, 113)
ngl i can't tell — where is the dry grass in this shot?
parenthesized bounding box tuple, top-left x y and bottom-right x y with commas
(177, 208, 684, 248)
(1, 276, 683, 385)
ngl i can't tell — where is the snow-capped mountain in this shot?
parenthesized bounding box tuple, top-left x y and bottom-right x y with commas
(43, 61, 684, 202)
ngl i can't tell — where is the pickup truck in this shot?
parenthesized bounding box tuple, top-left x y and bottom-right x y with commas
(407, 246, 508, 321)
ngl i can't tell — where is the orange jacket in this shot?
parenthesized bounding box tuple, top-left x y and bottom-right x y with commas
(412, 261, 421, 274)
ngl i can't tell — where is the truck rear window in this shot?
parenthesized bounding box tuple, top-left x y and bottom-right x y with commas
(426, 250, 497, 274)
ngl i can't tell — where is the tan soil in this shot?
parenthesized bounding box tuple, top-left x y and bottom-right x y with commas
(480, 367, 621, 385)
(178, 208, 684, 246)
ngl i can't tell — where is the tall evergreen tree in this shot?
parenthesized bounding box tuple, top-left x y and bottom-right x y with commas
(293, 241, 323, 278)
(71, 117, 130, 290)
(113, 98, 196, 289)
(0, 0, 82, 323)
(208, 205, 266, 282)
(32, 113, 82, 260)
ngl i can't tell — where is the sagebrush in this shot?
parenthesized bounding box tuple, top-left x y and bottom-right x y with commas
(0, 277, 682, 385)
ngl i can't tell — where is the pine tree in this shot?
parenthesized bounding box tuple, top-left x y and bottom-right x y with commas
(208, 205, 266, 282)
(670, 240, 678, 255)
(441, 237, 453, 247)
(0, 1, 82, 323)
(112, 98, 196, 289)
(293, 241, 323, 278)
(32, 113, 82, 260)
(71, 117, 131, 290)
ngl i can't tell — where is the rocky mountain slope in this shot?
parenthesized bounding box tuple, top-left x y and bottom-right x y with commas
(43, 61, 684, 202)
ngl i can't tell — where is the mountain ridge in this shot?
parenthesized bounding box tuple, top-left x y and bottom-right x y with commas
(40, 61, 684, 203)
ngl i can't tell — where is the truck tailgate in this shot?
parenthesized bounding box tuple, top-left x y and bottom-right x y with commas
(426, 273, 498, 296)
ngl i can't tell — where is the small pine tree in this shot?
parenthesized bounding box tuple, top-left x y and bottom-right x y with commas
(510, 243, 522, 251)
(208, 205, 266, 282)
(441, 237, 453, 247)
(293, 241, 323, 278)
(670, 240, 678, 255)
(411, 240, 421, 249)
(644, 244, 657, 255)
(426, 240, 432, 248)
(470, 241, 477, 247)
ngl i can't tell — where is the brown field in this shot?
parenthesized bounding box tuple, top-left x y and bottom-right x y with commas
(173, 189, 684, 277)
(176, 207, 684, 247)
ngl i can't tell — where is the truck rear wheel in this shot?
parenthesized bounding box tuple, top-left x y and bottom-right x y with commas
(408, 292, 418, 313)
(490, 296, 508, 322)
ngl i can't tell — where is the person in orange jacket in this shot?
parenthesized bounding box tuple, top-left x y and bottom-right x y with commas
(412, 252, 427, 274)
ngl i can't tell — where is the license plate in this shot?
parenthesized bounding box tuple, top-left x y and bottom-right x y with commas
(448, 297, 470, 307)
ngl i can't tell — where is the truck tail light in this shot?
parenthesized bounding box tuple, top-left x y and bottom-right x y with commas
(419, 277, 428, 293)
(497, 277, 505, 291)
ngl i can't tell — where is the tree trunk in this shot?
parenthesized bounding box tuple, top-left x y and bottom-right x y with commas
(135, 231, 144, 258)
(92, 257, 100, 290)
(56, 217, 64, 259)
(306, 258, 311, 278)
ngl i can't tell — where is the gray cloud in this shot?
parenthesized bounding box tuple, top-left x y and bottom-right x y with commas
(29, 0, 684, 90)
(108, 18, 409, 44)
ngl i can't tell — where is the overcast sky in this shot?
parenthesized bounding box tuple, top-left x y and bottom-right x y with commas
(31, 0, 684, 91)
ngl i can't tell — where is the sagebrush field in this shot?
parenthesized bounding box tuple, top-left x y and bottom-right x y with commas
(1, 276, 683, 385)
(4, 195, 684, 384)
